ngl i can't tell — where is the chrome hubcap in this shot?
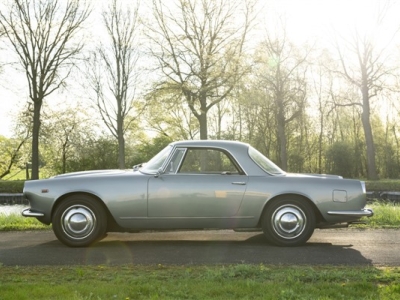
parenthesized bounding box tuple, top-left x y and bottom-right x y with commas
(61, 205, 96, 240)
(272, 205, 306, 239)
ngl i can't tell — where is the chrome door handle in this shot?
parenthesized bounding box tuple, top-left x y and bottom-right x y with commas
(232, 182, 246, 185)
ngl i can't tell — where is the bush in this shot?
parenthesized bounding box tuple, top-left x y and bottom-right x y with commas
(326, 142, 355, 178)
(0, 180, 24, 193)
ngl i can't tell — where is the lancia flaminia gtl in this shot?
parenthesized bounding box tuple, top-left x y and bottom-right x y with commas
(22, 140, 373, 247)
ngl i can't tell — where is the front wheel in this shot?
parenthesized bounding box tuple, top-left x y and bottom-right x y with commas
(52, 195, 107, 247)
(261, 197, 316, 247)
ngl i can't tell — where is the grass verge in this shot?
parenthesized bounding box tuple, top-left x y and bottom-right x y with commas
(361, 202, 400, 228)
(0, 213, 51, 231)
(0, 264, 400, 299)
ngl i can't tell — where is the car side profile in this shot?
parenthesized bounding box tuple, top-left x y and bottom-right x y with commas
(22, 140, 373, 247)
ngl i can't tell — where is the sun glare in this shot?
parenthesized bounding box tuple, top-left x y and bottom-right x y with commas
(266, 0, 400, 46)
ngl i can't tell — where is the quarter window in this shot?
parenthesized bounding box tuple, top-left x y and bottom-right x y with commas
(248, 146, 285, 175)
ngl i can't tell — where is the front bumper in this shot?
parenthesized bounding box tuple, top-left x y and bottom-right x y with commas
(22, 208, 44, 218)
(327, 208, 374, 218)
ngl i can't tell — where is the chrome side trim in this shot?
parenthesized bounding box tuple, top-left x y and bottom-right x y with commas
(22, 208, 45, 218)
(119, 216, 255, 220)
(327, 209, 373, 217)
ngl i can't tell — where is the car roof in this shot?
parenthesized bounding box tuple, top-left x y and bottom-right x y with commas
(168, 140, 271, 176)
(170, 140, 249, 149)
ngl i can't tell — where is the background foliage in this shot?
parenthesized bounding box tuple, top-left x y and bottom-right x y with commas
(1, 0, 400, 180)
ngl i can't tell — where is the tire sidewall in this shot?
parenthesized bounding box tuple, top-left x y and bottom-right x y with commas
(52, 195, 107, 247)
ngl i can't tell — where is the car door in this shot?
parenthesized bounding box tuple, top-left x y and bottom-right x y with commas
(147, 147, 248, 219)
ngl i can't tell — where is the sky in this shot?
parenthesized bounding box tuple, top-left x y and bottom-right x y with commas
(0, 0, 399, 138)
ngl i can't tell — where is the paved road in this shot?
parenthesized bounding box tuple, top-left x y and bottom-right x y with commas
(1, 229, 399, 266)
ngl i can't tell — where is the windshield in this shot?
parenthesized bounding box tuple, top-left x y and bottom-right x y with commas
(140, 145, 173, 174)
(248, 146, 285, 175)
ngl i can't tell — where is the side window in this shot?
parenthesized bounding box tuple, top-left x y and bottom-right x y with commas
(178, 148, 240, 174)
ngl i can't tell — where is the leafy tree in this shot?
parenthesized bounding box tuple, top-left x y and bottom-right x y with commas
(0, 105, 32, 179)
(130, 135, 173, 166)
(0, 136, 26, 179)
(39, 106, 95, 175)
(326, 142, 354, 178)
(64, 136, 119, 172)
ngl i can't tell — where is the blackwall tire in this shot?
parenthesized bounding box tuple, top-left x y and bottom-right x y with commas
(52, 195, 107, 247)
(261, 197, 315, 247)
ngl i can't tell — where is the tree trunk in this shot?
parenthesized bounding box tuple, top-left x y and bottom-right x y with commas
(31, 100, 42, 180)
(118, 134, 125, 169)
(62, 144, 66, 174)
(276, 98, 288, 171)
(318, 112, 324, 174)
(361, 87, 378, 179)
(277, 116, 287, 171)
(117, 109, 125, 169)
(199, 112, 208, 140)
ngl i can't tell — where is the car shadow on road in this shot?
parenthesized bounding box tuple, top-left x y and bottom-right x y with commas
(0, 232, 373, 266)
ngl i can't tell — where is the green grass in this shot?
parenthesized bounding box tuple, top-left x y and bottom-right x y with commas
(0, 213, 51, 231)
(361, 202, 400, 228)
(0, 265, 399, 299)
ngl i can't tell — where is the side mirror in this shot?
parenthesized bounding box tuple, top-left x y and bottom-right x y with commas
(155, 167, 164, 178)
(133, 163, 143, 171)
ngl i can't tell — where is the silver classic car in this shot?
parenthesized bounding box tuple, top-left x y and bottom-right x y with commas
(22, 140, 373, 247)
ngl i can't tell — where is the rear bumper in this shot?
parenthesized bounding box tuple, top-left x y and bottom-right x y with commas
(327, 208, 373, 218)
(22, 208, 44, 218)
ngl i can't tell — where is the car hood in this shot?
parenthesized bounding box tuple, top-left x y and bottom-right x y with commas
(51, 169, 131, 179)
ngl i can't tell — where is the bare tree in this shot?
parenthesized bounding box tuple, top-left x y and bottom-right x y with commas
(88, 0, 142, 169)
(0, 0, 90, 179)
(0, 26, 5, 71)
(255, 25, 310, 170)
(144, 90, 199, 140)
(148, 0, 256, 140)
(333, 13, 399, 180)
(309, 49, 337, 174)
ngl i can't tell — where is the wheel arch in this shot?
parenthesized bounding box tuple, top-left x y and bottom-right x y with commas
(258, 193, 325, 227)
(51, 192, 120, 232)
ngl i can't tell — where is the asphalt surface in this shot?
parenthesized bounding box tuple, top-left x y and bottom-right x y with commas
(1, 229, 399, 266)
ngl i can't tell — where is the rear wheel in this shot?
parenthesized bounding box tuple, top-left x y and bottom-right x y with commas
(52, 195, 107, 247)
(261, 197, 315, 246)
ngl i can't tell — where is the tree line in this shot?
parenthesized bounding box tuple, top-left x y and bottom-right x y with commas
(0, 0, 400, 180)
